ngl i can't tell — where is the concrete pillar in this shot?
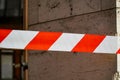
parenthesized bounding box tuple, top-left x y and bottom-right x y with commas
(113, 0, 120, 80)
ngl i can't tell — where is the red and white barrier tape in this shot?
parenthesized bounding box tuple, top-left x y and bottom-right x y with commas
(0, 29, 120, 54)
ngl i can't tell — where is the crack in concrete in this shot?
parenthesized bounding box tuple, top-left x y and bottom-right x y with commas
(85, 0, 95, 10)
(72, 69, 101, 73)
(68, 0, 73, 15)
(47, 0, 60, 9)
(50, 2, 60, 9)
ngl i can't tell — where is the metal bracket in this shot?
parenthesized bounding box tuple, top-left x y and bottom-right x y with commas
(22, 62, 28, 70)
(13, 62, 28, 70)
(13, 63, 21, 68)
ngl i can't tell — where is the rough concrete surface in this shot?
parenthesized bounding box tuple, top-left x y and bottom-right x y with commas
(28, 9, 116, 80)
(29, 9, 116, 35)
(72, 0, 101, 15)
(29, 51, 116, 80)
(101, 0, 115, 10)
(28, 0, 39, 25)
(29, 0, 116, 25)
(28, 0, 117, 80)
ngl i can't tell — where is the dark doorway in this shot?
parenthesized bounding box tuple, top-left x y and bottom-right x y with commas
(0, 0, 23, 29)
(0, 0, 23, 80)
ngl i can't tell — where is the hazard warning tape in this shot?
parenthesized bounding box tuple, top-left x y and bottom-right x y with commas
(0, 29, 120, 54)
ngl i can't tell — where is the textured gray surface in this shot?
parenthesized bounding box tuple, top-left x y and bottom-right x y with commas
(29, 51, 116, 80)
(28, 0, 39, 25)
(28, 0, 116, 25)
(101, 0, 115, 10)
(28, 0, 117, 80)
(29, 9, 116, 35)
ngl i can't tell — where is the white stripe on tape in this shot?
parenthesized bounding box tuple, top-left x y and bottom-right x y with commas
(1, 30, 39, 49)
(94, 36, 118, 53)
(49, 33, 84, 51)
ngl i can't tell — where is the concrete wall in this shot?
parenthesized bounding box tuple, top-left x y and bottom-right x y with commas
(28, 0, 117, 80)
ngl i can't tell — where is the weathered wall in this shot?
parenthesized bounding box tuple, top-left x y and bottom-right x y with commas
(28, 0, 117, 80)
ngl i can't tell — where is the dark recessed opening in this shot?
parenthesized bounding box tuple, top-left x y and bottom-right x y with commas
(0, 0, 23, 29)
(0, 0, 24, 80)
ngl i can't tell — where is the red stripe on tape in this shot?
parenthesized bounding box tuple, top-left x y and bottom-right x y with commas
(25, 32, 62, 50)
(117, 49, 120, 54)
(0, 29, 12, 43)
(72, 34, 105, 53)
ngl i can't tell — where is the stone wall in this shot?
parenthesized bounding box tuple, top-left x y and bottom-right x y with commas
(28, 0, 117, 80)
